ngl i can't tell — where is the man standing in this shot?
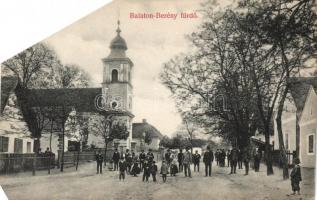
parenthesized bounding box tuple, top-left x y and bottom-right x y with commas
(95, 150, 104, 174)
(230, 147, 238, 174)
(147, 149, 154, 163)
(183, 147, 192, 177)
(253, 148, 262, 172)
(165, 149, 172, 166)
(226, 149, 231, 167)
(125, 149, 132, 174)
(112, 148, 120, 171)
(193, 150, 201, 172)
(119, 157, 126, 181)
(238, 149, 243, 169)
(243, 148, 250, 175)
(203, 146, 214, 176)
(178, 149, 184, 172)
(139, 149, 146, 170)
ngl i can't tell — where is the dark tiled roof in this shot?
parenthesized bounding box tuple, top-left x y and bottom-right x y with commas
(288, 76, 317, 117)
(24, 88, 102, 113)
(132, 122, 163, 139)
(1, 76, 18, 113)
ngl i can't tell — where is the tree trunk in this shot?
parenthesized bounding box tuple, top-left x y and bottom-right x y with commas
(48, 120, 53, 174)
(60, 125, 65, 172)
(264, 131, 274, 175)
(104, 142, 108, 167)
(75, 142, 81, 171)
(276, 86, 289, 180)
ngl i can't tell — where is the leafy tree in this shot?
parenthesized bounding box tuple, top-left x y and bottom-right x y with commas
(89, 115, 129, 166)
(239, 0, 317, 179)
(159, 136, 173, 148)
(144, 132, 152, 145)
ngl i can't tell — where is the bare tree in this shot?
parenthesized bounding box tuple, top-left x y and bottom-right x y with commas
(2, 43, 58, 89)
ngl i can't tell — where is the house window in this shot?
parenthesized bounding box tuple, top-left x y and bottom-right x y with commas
(14, 138, 23, 153)
(285, 133, 289, 150)
(128, 71, 131, 82)
(0, 136, 9, 152)
(308, 135, 314, 154)
(111, 69, 118, 82)
(27, 142, 31, 153)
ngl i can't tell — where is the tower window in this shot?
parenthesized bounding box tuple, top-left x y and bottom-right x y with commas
(111, 69, 118, 82)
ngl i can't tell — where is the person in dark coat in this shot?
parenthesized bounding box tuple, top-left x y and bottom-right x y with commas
(178, 149, 184, 172)
(230, 148, 239, 174)
(119, 157, 126, 181)
(193, 150, 201, 172)
(160, 160, 168, 183)
(226, 150, 231, 167)
(151, 161, 158, 182)
(125, 149, 132, 174)
(203, 146, 214, 177)
(112, 149, 120, 171)
(290, 158, 302, 195)
(165, 149, 172, 166)
(139, 149, 146, 170)
(238, 149, 243, 169)
(242, 148, 250, 175)
(170, 159, 178, 176)
(147, 149, 154, 163)
(131, 161, 141, 177)
(95, 150, 104, 174)
(142, 160, 151, 182)
(253, 148, 262, 172)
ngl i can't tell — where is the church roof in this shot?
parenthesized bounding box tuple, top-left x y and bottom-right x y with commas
(24, 88, 102, 113)
(288, 76, 317, 117)
(132, 120, 163, 139)
(106, 21, 129, 60)
(1, 76, 18, 113)
(110, 21, 127, 51)
(110, 34, 127, 50)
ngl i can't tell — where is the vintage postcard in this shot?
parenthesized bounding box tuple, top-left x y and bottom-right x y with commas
(0, 0, 316, 199)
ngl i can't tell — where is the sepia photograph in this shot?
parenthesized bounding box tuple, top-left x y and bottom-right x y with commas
(0, 0, 316, 199)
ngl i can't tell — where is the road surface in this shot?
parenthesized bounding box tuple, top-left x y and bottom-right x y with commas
(0, 162, 314, 200)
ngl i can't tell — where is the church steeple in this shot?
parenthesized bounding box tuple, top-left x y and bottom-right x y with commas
(108, 20, 127, 58)
(116, 20, 121, 35)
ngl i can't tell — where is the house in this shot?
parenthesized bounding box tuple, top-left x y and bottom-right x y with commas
(273, 77, 317, 168)
(131, 119, 163, 151)
(0, 76, 34, 154)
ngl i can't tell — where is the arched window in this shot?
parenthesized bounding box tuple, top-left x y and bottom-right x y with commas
(111, 69, 118, 82)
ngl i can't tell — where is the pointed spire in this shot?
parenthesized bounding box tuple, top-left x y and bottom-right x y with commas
(116, 20, 121, 35)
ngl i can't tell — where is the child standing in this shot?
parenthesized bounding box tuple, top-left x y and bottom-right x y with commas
(160, 160, 168, 183)
(290, 158, 302, 195)
(143, 160, 150, 182)
(170, 159, 178, 176)
(119, 157, 126, 181)
(151, 161, 158, 182)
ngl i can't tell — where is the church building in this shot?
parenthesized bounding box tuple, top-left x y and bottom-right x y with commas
(0, 21, 135, 154)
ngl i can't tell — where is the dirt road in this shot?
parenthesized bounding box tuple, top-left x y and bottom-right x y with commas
(1, 162, 314, 200)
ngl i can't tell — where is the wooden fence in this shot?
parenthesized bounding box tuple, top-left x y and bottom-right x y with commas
(0, 153, 55, 174)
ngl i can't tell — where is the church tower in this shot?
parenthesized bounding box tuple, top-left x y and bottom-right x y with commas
(102, 21, 134, 150)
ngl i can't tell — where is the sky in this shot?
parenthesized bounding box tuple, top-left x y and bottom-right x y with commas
(44, 0, 206, 136)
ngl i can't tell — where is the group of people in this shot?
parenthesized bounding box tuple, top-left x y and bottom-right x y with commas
(110, 148, 171, 182)
(95, 146, 303, 195)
